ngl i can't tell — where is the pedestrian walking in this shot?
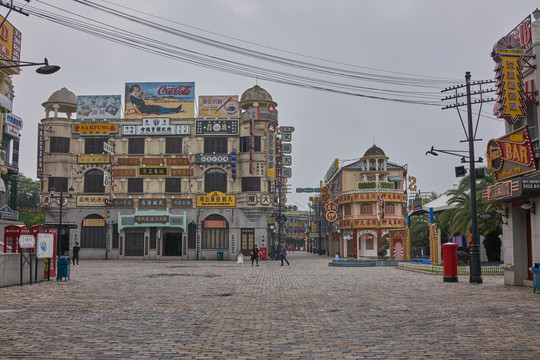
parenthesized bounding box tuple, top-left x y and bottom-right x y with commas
(71, 241, 80, 267)
(280, 243, 289, 266)
(236, 252, 244, 266)
(250, 244, 259, 266)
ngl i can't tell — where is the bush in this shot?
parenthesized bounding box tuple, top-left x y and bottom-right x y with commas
(457, 250, 469, 264)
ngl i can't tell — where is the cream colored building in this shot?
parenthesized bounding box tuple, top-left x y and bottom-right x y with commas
(39, 85, 279, 260)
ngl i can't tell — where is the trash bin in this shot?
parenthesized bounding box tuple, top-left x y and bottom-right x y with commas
(532, 263, 540, 293)
(56, 257, 71, 281)
(442, 242, 458, 282)
(217, 249, 224, 261)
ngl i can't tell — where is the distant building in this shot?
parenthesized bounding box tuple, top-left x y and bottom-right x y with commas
(324, 145, 407, 258)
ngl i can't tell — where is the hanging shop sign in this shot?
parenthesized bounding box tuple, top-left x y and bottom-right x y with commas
(138, 166, 168, 177)
(138, 199, 167, 208)
(241, 104, 278, 122)
(76, 95, 121, 119)
(492, 35, 526, 125)
(72, 120, 119, 136)
(78, 154, 110, 164)
(4, 113, 22, 137)
(195, 120, 239, 135)
(486, 126, 537, 181)
(76, 195, 109, 207)
(265, 121, 277, 179)
(0, 16, 21, 62)
(203, 220, 228, 229)
(199, 95, 239, 118)
(482, 177, 540, 203)
(135, 215, 169, 224)
(171, 199, 192, 208)
(196, 154, 231, 164)
(196, 191, 236, 207)
(113, 199, 134, 207)
(324, 159, 339, 183)
(122, 118, 190, 136)
(125, 82, 195, 119)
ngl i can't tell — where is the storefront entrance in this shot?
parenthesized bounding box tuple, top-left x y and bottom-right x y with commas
(125, 232, 144, 256)
(164, 232, 183, 256)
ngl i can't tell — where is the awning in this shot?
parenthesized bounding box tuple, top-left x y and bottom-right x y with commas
(0, 94, 12, 112)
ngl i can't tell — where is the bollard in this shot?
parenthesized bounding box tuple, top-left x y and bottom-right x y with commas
(442, 242, 458, 282)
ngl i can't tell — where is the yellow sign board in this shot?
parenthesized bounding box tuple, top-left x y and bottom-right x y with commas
(72, 121, 119, 136)
(78, 154, 110, 164)
(83, 219, 105, 227)
(77, 195, 109, 207)
(196, 191, 236, 207)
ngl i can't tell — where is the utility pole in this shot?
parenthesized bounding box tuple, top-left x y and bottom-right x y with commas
(442, 72, 495, 284)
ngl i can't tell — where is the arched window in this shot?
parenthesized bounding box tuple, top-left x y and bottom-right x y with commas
(204, 168, 227, 193)
(202, 214, 229, 249)
(360, 204, 372, 215)
(84, 169, 105, 193)
(81, 214, 107, 249)
(344, 204, 352, 217)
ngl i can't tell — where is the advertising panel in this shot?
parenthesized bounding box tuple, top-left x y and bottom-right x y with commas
(195, 120, 238, 135)
(76, 95, 121, 119)
(199, 95, 239, 117)
(486, 126, 537, 181)
(4, 113, 22, 137)
(36, 233, 54, 259)
(0, 16, 21, 62)
(72, 120, 119, 136)
(125, 82, 195, 118)
(122, 118, 190, 136)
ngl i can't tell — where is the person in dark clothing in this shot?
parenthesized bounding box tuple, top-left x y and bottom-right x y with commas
(129, 84, 183, 115)
(280, 243, 290, 266)
(71, 241, 80, 267)
(251, 244, 260, 266)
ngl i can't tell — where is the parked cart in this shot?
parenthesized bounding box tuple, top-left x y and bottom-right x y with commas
(56, 257, 71, 281)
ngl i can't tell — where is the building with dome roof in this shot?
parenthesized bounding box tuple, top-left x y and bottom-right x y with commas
(321, 145, 407, 259)
(38, 83, 282, 261)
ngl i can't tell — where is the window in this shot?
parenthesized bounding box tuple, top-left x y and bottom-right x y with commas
(48, 177, 68, 192)
(85, 138, 106, 154)
(128, 178, 143, 192)
(84, 170, 105, 193)
(241, 229, 255, 252)
(385, 203, 396, 215)
(204, 168, 227, 193)
(202, 215, 229, 249)
(360, 204, 372, 215)
(166, 137, 183, 154)
(365, 234, 374, 250)
(49, 137, 70, 153)
(129, 138, 145, 154)
(204, 137, 228, 153)
(344, 204, 352, 217)
(242, 177, 260, 192)
(165, 178, 182, 193)
(240, 136, 261, 152)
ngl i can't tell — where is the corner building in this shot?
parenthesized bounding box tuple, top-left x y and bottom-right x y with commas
(39, 85, 278, 260)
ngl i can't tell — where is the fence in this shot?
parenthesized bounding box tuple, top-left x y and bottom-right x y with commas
(397, 262, 503, 274)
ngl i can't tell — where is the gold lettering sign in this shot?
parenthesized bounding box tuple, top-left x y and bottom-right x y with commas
(78, 154, 110, 164)
(138, 166, 168, 177)
(196, 191, 236, 207)
(83, 219, 105, 227)
(76, 195, 109, 207)
(167, 158, 189, 166)
(142, 158, 165, 165)
(170, 168, 192, 177)
(114, 169, 136, 177)
(72, 121, 119, 136)
(117, 158, 141, 166)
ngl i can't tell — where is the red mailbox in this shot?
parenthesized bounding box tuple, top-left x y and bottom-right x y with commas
(442, 242, 458, 282)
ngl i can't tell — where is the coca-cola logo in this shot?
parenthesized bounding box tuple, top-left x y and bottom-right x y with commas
(157, 85, 192, 96)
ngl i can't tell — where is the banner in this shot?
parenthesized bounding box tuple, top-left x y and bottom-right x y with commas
(199, 96, 239, 117)
(76, 95, 121, 119)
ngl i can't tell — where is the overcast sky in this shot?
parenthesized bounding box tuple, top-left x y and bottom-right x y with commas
(6, 0, 539, 210)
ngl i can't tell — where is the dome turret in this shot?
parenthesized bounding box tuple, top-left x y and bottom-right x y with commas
(42, 87, 77, 114)
(239, 85, 277, 110)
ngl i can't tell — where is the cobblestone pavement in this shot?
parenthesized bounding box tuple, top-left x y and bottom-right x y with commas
(1, 252, 539, 359)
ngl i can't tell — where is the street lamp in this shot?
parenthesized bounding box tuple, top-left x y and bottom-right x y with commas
(0, 58, 61, 74)
(50, 186, 74, 255)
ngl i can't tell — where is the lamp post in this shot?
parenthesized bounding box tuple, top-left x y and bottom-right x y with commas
(0, 58, 61, 74)
(50, 186, 74, 255)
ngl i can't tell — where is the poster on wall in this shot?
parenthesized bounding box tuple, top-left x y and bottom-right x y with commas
(124, 82, 195, 119)
(77, 95, 122, 119)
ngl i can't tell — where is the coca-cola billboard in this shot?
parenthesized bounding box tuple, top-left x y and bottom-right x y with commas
(125, 82, 195, 119)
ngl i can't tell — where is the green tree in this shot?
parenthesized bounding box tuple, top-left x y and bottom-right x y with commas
(14, 173, 44, 227)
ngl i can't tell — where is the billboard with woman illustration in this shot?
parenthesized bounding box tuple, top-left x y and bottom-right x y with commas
(125, 82, 195, 118)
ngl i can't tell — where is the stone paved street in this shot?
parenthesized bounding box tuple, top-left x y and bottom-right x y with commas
(1, 252, 539, 359)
